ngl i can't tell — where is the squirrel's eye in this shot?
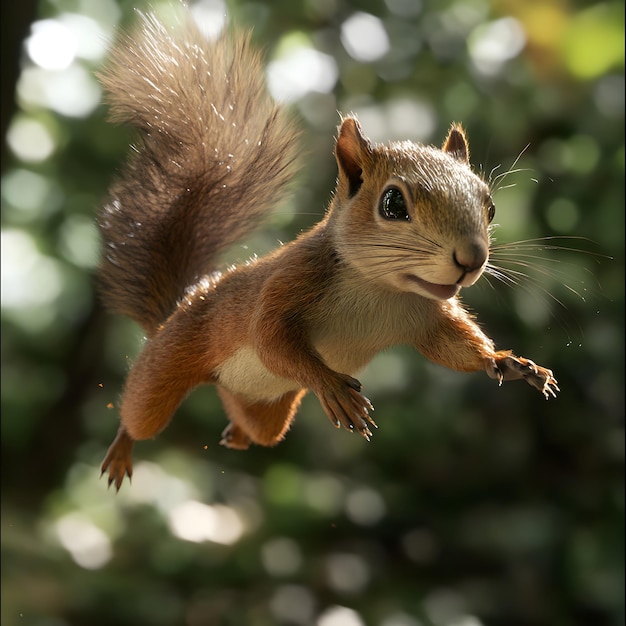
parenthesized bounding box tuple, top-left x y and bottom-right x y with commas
(487, 200, 496, 223)
(379, 187, 410, 221)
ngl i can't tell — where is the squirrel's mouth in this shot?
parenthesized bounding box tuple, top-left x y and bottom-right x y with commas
(405, 274, 461, 300)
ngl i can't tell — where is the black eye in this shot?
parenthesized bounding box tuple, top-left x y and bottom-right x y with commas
(379, 187, 410, 221)
(487, 199, 496, 223)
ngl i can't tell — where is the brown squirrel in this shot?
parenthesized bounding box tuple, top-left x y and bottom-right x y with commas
(97, 8, 559, 489)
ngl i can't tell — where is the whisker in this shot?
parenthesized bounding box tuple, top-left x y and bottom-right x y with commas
(483, 265, 520, 289)
(489, 143, 532, 193)
(482, 264, 583, 338)
(487, 263, 577, 307)
(494, 182, 518, 191)
(491, 166, 530, 185)
(488, 163, 501, 183)
(491, 235, 611, 257)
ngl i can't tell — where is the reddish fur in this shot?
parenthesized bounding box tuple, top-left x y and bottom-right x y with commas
(98, 11, 558, 490)
(217, 387, 307, 448)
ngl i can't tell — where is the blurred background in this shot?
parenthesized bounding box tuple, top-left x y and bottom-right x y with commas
(1, 0, 623, 625)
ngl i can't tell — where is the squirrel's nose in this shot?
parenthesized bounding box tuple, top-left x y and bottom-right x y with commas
(453, 239, 488, 275)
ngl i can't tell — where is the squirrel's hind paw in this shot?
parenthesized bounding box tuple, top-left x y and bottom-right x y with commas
(487, 354, 559, 399)
(220, 422, 252, 449)
(101, 427, 134, 491)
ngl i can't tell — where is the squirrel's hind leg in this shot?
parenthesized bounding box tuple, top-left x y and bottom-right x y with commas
(217, 386, 306, 448)
(101, 425, 134, 491)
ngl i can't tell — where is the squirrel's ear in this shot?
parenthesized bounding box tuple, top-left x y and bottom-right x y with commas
(442, 123, 470, 164)
(335, 116, 372, 197)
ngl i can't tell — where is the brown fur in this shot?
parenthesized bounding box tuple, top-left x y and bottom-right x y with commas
(98, 9, 558, 490)
(97, 11, 300, 332)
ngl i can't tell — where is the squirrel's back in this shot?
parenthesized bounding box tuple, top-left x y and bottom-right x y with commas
(97, 10, 299, 333)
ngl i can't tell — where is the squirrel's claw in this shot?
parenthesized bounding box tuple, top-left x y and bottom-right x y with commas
(487, 354, 559, 399)
(101, 460, 132, 492)
(318, 374, 377, 441)
(536, 369, 559, 399)
(101, 427, 135, 492)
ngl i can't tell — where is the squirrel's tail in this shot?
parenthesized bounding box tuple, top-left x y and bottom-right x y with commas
(97, 10, 299, 333)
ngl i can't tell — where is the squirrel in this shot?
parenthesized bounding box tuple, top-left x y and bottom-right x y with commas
(97, 8, 559, 490)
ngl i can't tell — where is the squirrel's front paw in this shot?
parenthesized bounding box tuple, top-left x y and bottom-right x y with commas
(316, 374, 377, 441)
(487, 354, 559, 399)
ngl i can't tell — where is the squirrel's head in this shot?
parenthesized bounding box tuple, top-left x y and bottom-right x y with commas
(330, 115, 496, 301)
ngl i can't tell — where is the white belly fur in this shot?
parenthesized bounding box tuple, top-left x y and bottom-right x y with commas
(215, 345, 301, 402)
(214, 280, 428, 403)
(215, 339, 377, 403)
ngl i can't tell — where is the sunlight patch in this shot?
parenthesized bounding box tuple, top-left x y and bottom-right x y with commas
(168, 500, 245, 545)
(318, 606, 365, 626)
(341, 12, 390, 62)
(55, 513, 112, 569)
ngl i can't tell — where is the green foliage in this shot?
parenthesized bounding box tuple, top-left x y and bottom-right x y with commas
(2, 1, 623, 625)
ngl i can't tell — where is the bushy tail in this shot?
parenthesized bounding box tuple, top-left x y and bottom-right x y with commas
(97, 9, 299, 333)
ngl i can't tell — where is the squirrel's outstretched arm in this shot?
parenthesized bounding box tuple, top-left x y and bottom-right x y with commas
(415, 299, 559, 399)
